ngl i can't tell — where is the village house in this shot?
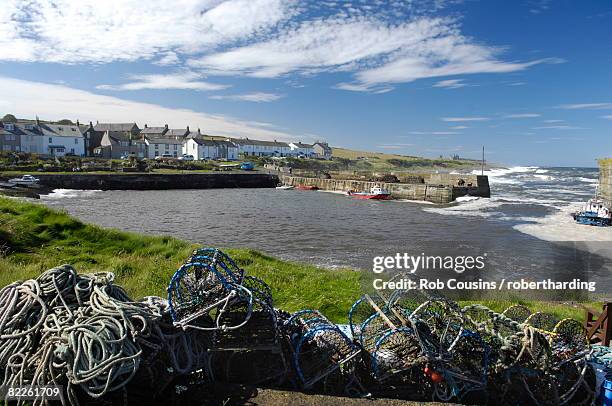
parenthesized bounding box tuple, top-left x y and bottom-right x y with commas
(289, 142, 315, 157)
(38, 123, 85, 156)
(232, 138, 291, 157)
(313, 142, 332, 160)
(95, 131, 146, 159)
(215, 140, 239, 160)
(88, 122, 140, 157)
(1, 119, 85, 156)
(0, 122, 21, 152)
(140, 124, 168, 139)
(183, 137, 218, 160)
(144, 136, 183, 159)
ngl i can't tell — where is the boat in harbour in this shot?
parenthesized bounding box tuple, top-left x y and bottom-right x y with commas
(276, 185, 294, 190)
(347, 186, 392, 200)
(572, 198, 611, 227)
(8, 174, 40, 186)
(296, 185, 319, 191)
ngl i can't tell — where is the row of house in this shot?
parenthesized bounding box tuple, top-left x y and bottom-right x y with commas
(0, 118, 333, 161)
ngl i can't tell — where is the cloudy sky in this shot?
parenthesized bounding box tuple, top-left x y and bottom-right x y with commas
(0, 0, 610, 166)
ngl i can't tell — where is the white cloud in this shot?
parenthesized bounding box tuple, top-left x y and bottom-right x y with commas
(432, 79, 467, 89)
(602, 115, 612, 120)
(154, 52, 181, 66)
(96, 72, 228, 91)
(209, 92, 284, 102)
(441, 116, 489, 122)
(504, 113, 541, 118)
(408, 131, 459, 135)
(449, 125, 468, 129)
(0, 1, 560, 93)
(557, 103, 612, 109)
(0, 76, 299, 141)
(192, 16, 557, 91)
(0, 0, 295, 63)
(508, 81, 526, 86)
(542, 119, 564, 123)
(532, 125, 583, 130)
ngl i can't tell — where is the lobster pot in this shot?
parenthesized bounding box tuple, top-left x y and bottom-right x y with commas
(293, 324, 360, 392)
(167, 262, 235, 327)
(214, 298, 280, 350)
(209, 349, 287, 386)
(348, 296, 386, 339)
(359, 313, 395, 352)
(188, 248, 244, 285)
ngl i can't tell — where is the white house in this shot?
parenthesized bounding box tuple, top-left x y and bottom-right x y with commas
(313, 142, 332, 160)
(232, 139, 291, 157)
(183, 138, 239, 160)
(289, 142, 315, 157)
(39, 124, 85, 156)
(183, 138, 218, 160)
(144, 137, 183, 158)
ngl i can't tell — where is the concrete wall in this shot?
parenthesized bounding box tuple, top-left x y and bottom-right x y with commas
(600, 159, 612, 207)
(280, 175, 490, 203)
(32, 173, 279, 190)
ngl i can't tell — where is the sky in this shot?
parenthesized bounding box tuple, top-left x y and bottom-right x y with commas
(0, 0, 610, 166)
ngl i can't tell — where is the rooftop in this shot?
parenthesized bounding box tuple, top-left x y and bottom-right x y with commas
(94, 123, 138, 132)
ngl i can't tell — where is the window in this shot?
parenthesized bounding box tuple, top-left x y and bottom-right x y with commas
(24, 124, 33, 130)
(154, 151, 159, 157)
(173, 144, 178, 150)
(74, 138, 78, 144)
(5, 124, 15, 131)
(70, 148, 75, 154)
(155, 144, 159, 149)
(48, 137, 52, 143)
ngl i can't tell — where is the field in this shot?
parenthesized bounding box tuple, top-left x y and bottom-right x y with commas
(0, 196, 594, 323)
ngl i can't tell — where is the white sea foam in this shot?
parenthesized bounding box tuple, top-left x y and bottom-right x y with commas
(535, 169, 549, 174)
(514, 204, 612, 244)
(576, 177, 598, 184)
(44, 189, 101, 199)
(455, 195, 480, 202)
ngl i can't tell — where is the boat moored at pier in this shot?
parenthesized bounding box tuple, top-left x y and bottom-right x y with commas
(572, 198, 611, 227)
(347, 186, 391, 200)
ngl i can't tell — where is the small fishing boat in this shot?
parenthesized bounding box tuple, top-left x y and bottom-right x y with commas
(276, 185, 294, 190)
(572, 198, 611, 227)
(347, 186, 392, 200)
(8, 174, 40, 186)
(296, 185, 319, 191)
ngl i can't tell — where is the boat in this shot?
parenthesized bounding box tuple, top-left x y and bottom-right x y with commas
(296, 185, 319, 191)
(276, 185, 294, 190)
(347, 186, 392, 200)
(8, 174, 40, 186)
(572, 198, 611, 227)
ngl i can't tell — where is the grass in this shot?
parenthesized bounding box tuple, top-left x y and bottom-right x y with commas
(0, 197, 596, 323)
(331, 147, 482, 172)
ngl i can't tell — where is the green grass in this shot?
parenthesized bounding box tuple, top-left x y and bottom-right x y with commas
(0, 197, 595, 323)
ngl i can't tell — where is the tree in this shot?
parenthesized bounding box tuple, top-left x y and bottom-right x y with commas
(1, 114, 17, 122)
(57, 119, 74, 125)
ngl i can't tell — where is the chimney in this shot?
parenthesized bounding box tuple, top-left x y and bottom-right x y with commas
(186, 126, 190, 133)
(144, 124, 148, 128)
(164, 124, 168, 130)
(89, 121, 93, 128)
(96, 120, 99, 125)
(36, 116, 40, 126)
(197, 128, 201, 135)
(76, 119, 80, 127)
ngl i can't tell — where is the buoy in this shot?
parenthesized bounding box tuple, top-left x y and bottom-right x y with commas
(430, 371, 444, 384)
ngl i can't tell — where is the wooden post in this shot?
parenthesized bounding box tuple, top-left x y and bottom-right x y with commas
(586, 302, 611, 346)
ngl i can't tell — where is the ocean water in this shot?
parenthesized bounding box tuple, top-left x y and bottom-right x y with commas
(38, 166, 612, 295)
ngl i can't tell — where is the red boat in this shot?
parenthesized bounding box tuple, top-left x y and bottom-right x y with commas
(347, 186, 392, 200)
(296, 185, 319, 191)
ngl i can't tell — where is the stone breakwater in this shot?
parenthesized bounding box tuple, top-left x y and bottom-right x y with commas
(280, 175, 490, 204)
(29, 172, 279, 190)
(600, 159, 612, 207)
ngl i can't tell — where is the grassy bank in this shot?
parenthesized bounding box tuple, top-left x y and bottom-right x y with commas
(0, 197, 592, 323)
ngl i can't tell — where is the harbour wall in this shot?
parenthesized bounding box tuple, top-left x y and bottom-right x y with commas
(600, 159, 612, 207)
(22, 173, 279, 190)
(280, 175, 490, 204)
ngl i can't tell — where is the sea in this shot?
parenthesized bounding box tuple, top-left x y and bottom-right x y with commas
(37, 166, 612, 297)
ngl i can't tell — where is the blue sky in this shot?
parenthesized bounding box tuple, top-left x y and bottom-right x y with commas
(0, 0, 610, 166)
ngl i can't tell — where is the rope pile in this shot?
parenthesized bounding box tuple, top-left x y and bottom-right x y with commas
(0, 249, 600, 405)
